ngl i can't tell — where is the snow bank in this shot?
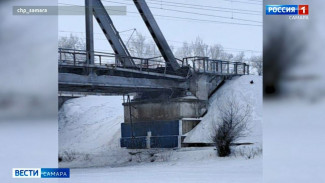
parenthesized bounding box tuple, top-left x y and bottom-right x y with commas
(59, 96, 124, 155)
(68, 148, 262, 183)
(184, 75, 262, 144)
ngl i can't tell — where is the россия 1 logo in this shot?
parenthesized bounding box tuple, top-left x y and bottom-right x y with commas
(266, 5, 309, 20)
(298, 5, 309, 15)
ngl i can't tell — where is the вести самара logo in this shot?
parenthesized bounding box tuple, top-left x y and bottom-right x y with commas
(12, 168, 70, 178)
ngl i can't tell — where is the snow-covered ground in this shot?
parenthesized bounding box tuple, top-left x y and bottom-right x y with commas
(59, 96, 130, 168)
(62, 153, 262, 183)
(185, 75, 262, 145)
(58, 75, 262, 182)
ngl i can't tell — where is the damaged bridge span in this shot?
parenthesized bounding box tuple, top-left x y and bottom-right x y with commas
(59, 72, 188, 95)
(59, 0, 250, 149)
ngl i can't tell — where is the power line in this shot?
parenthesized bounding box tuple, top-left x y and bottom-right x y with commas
(59, 36, 162, 56)
(59, 32, 262, 53)
(106, 0, 261, 16)
(145, 1, 261, 16)
(227, 0, 263, 5)
(119, 28, 136, 33)
(58, 2, 262, 27)
(157, 6, 262, 23)
(227, 0, 262, 5)
(101, 0, 262, 23)
(147, 13, 262, 26)
(146, 0, 262, 10)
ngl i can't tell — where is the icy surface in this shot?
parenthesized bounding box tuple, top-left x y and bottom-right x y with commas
(184, 75, 262, 144)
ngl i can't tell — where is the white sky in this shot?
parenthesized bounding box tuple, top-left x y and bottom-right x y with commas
(58, 0, 262, 58)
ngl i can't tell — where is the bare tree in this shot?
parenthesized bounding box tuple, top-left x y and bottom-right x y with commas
(128, 32, 146, 58)
(212, 93, 251, 157)
(128, 32, 160, 58)
(144, 40, 160, 58)
(251, 55, 263, 76)
(175, 41, 192, 59)
(233, 51, 245, 63)
(209, 44, 223, 59)
(58, 34, 85, 50)
(191, 36, 209, 57)
(220, 52, 234, 61)
(58, 34, 86, 61)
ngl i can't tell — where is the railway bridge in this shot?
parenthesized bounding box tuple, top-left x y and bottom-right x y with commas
(59, 0, 250, 148)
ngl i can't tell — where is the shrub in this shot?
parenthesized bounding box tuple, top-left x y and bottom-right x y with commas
(211, 94, 251, 157)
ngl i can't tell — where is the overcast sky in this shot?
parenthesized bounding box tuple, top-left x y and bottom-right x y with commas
(58, 0, 262, 58)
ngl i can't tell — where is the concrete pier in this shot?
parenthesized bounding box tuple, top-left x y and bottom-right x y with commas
(119, 74, 227, 148)
(123, 97, 207, 123)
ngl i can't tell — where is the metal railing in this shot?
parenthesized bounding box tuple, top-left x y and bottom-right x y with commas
(182, 56, 249, 75)
(58, 48, 168, 67)
(58, 49, 249, 76)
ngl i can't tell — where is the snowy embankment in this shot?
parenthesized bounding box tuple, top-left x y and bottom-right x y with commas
(184, 75, 262, 145)
(58, 76, 262, 176)
(59, 96, 124, 154)
(59, 96, 131, 167)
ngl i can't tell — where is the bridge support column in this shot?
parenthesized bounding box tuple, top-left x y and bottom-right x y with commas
(123, 98, 206, 123)
(120, 97, 206, 148)
(189, 73, 225, 101)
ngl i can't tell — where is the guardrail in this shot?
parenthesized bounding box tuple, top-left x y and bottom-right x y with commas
(58, 48, 170, 67)
(183, 56, 249, 75)
(58, 49, 249, 76)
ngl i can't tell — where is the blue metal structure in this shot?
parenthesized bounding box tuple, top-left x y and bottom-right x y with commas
(121, 120, 181, 148)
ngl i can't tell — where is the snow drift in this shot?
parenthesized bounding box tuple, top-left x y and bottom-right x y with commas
(184, 75, 262, 144)
(59, 96, 124, 155)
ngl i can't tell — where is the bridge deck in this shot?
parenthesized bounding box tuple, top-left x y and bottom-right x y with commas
(58, 49, 249, 95)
